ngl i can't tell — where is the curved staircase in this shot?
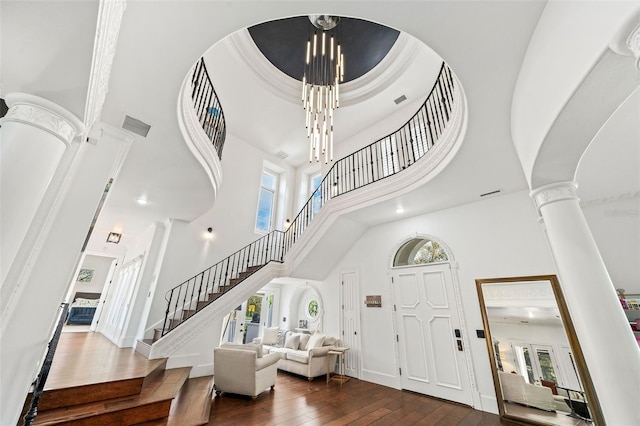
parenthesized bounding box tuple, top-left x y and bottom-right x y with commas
(146, 60, 463, 359)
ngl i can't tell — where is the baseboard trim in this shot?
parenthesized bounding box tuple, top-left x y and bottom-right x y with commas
(361, 368, 401, 389)
(478, 394, 499, 414)
(190, 363, 214, 378)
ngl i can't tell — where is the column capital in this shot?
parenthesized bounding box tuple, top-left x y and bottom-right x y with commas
(530, 181, 579, 211)
(1, 93, 85, 146)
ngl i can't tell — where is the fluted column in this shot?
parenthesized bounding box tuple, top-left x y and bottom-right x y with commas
(531, 181, 640, 424)
(0, 93, 85, 284)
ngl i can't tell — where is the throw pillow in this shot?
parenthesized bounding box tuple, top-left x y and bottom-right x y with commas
(262, 326, 280, 345)
(324, 336, 337, 346)
(298, 333, 311, 350)
(307, 333, 326, 349)
(284, 333, 300, 350)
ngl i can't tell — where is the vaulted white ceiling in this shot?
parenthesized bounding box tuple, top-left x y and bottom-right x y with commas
(3, 1, 637, 244)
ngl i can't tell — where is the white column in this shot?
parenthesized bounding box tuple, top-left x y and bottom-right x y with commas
(531, 181, 640, 424)
(0, 93, 85, 284)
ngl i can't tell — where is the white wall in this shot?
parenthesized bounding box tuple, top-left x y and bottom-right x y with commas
(583, 197, 640, 294)
(138, 133, 296, 364)
(68, 254, 113, 297)
(511, 1, 639, 184)
(320, 190, 556, 412)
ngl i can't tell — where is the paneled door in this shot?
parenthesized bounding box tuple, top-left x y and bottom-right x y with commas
(341, 270, 361, 378)
(392, 263, 472, 405)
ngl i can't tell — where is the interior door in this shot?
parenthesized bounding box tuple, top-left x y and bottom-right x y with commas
(101, 255, 142, 345)
(341, 270, 361, 378)
(392, 263, 472, 405)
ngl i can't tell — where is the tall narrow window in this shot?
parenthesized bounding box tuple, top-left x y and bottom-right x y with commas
(310, 173, 322, 217)
(255, 171, 277, 233)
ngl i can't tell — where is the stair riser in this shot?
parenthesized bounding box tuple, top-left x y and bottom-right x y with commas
(38, 400, 172, 426)
(32, 378, 144, 411)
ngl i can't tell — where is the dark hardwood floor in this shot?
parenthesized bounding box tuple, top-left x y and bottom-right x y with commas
(42, 332, 507, 425)
(209, 371, 506, 425)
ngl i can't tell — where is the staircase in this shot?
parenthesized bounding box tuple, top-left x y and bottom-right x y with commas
(151, 60, 459, 353)
(21, 334, 213, 425)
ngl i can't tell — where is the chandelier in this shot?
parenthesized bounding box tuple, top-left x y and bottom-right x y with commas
(302, 15, 344, 163)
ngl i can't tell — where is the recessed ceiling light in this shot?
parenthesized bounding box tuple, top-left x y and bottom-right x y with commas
(396, 207, 404, 214)
(137, 198, 148, 205)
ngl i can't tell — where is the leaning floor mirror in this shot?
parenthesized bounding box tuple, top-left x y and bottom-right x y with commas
(476, 275, 604, 425)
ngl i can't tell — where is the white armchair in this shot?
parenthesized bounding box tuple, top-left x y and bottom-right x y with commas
(213, 343, 280, 399)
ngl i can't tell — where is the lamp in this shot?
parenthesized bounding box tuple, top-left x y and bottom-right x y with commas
(302, 15, 344, 163)
(106, 232, 121, 244)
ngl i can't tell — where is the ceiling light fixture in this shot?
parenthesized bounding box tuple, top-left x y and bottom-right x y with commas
(107, 232, 122, 244)
(137, 197, 148, 205)
(303, 14, 344, 163)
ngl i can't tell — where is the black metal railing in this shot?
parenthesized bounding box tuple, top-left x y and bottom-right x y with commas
(191, 57, 226, 159)
(162, 62, 456, 337)
(23, 302, 69, 425)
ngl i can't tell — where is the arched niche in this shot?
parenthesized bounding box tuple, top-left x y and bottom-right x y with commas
(289, 282, 324, 332)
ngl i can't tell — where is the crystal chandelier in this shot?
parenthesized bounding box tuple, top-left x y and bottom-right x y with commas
(303, 15, 344, 163)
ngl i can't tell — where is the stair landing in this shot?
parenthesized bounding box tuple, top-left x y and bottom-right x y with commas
(21, 332, 212, 425)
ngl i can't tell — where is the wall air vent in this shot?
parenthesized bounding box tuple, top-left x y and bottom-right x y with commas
(480, 189, 502, 197)
(275, 150, 289, 159)
(122, 115, 151, 138)
(394, 95, 407, 105)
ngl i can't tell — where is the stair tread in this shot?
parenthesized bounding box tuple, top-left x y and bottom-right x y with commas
(33, 367, 191, 425)
(136, 376, 213, 426)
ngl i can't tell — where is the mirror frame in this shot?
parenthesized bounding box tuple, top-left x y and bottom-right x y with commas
(476, 275, 604, 425)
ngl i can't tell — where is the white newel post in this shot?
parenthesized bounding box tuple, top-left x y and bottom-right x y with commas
(0, 93, 85, 284)
(531, 181, 640, 424)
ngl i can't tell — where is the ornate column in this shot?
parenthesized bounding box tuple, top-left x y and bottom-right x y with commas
(0, 93, 85, 284)
(531, 181, 640, 424)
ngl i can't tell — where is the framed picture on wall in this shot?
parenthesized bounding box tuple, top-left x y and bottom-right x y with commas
(77, 269, 94, 283)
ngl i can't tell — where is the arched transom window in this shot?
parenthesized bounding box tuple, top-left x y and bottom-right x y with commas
(393, 238, 449, 267)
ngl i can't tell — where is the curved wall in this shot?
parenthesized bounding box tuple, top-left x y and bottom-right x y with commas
(511, 1, 640, 188)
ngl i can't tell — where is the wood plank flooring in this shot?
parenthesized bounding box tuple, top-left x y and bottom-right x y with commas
(209, 371, 506, 425)
(42, 332, 508, 425)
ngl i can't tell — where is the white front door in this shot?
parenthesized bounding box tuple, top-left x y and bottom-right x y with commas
(341, 270, 361, 378)
(392, 263, 472, 405)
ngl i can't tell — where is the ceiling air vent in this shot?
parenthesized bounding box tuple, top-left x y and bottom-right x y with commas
(480, 189, 502, 198)
(275, 150, 289, 160)
(122, 115, 151, 138)
(394, 95, 407, 105)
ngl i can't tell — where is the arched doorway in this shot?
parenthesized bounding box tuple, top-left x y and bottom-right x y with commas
(390, 235, 474, 406)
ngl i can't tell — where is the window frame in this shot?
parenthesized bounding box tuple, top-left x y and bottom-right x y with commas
(254, 169, 278, 234)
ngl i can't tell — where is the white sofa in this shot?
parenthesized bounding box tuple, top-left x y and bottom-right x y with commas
(213, 342, 280, 399)
(498, 371, 555, 412)
(256, 329, 342, 381)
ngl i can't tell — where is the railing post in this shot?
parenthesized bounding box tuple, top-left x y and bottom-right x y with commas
(23, 303, 69, 426)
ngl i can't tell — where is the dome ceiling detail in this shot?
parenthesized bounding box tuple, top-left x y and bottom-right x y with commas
(248, 16, 400, 83)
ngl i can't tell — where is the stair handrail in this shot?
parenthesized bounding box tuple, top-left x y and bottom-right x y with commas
(191, 57, 226, 159)
(23, 302, 70, 426)
(162, 61, 455, 337)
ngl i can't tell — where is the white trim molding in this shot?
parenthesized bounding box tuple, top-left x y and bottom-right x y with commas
(84, 0, 127, 136)
(530, 181, 579, 214)
(1, 93, 85, 145)
(227, 29, 422, 108)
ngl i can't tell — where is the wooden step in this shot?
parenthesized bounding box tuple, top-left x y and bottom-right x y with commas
(136, 376, 213, 426)
(23, 358, 166, 413)
(32, 367, 191, 425)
